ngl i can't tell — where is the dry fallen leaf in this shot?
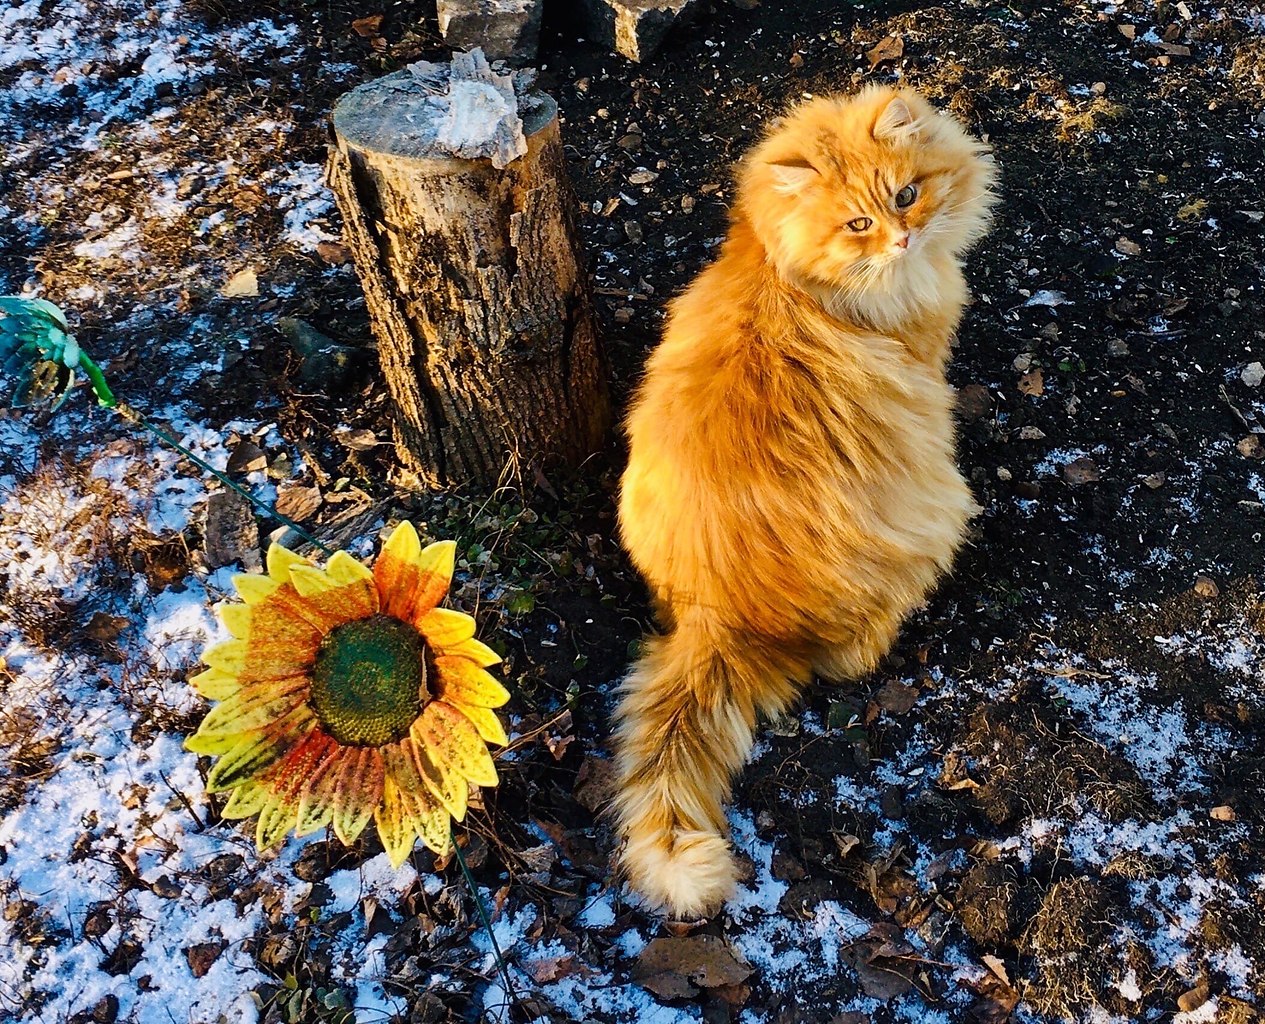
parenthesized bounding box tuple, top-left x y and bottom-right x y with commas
(1018, 369, 1045, 397)
(866, 34, 904, 68)
(633, 935, 753, 999)
(352, 14, 383, 36)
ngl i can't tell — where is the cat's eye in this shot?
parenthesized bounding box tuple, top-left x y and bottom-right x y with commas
(895, 184, 919, 209)
(847, 217, 873, 232)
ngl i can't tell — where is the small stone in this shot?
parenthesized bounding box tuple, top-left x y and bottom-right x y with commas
(437, 0, 543, 65)
(1177, 981, 1210, 1013)
(623, 219, 644, 244)
(1210, 804, 1236, 822)
(680, 194, 695, 212)
(1240, 362, 1264, 388)
(955, 383, 992, 422)
(577, 0, 703, 62)
(1193, 576, 1219, 598)
(628, 168, 659, 185)
(1012, 352, 1034, 373)
(996, 466, 1013, 482)
(1236, 435, 1263, 459)
(1062, 457, 1101, 486)
(1091, 81, 1107, 95)
(277, 317, 365, 389)
(1107, 338, 1131, 358)
(1142, 472, 1165, 489)
(1019, 426, 1046, 441)
(221, 267, 259, 298)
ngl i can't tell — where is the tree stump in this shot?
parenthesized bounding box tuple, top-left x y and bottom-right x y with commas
(329, 51, 611, 490)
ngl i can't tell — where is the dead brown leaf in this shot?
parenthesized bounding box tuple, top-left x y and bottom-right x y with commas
(352, 14, 383, 36)
(1018, 369, 1044, 397)
(633, 935, 753, 1000)
(866, 34, 904, 67)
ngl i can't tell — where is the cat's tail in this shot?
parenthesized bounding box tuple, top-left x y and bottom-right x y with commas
(611, 613, 805, 918)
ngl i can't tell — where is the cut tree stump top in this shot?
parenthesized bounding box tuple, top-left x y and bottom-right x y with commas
(332, 49, 555, 170)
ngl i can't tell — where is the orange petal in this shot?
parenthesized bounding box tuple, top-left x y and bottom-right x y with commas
(447, 702, 508, 747)
(374, 522, 422, 621)
(417, 607, 476, 650)
(332, 746, 384, 845)
(441, 637, 502, 668)
(412, 541, 457, 619)
(433, 656, 510, 709)
(295, 746, 348, 836)
(416, 701, 498, 788)
(205, 706, 315, 792)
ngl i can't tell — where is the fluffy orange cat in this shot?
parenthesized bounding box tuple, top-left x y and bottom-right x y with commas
(613, 85, 998, 918)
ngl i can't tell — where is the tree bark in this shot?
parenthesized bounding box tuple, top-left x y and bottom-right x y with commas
(329, 56, 611, 490)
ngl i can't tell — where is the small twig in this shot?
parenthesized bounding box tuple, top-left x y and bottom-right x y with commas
(158, 768, 205, 830)
(1034, 663, 1111, 681)
(494, 707, 573, 758)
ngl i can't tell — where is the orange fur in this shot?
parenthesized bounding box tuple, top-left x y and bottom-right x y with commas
(612, 86, 998, 918)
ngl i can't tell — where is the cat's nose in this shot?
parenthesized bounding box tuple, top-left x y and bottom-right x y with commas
(894, 233, 910, 249)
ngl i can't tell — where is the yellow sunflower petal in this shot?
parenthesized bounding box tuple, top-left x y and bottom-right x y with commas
(433, 656, 510, 708)
(295, 747, 347, 836)
(221, 779, 269, 819)
(202, 639, 246, 674)
(418, 608, 476, 649)
(416, 701, 498, 788)
(405, 786, 453, 856)
(194, 678, 309, 738)
(408, 725, 467, 821)
(412, 540, 457, 619)
(266, 543, 311, 585)
(375, 775, 416, 869)
(205, 706, 314, 792)
(256, 795, 298, 850)
(332, 747, 385, 845)
(442, 637, 503, 668)
(387, 740, 454, 857)
(234, 573, 281, 605)
(190, 667, 239, 701)
(447, 701, 509, 747)
(289, 564, 337, 599)
(374, 521, 422, 621)
(220, 603, 252, 640)
(326, 550, 374, 587)
(185, 729, 248, 756)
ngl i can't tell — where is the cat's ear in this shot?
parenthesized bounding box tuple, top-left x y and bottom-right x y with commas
(873, 95, 921, 141)
(768, 157, 819, 194)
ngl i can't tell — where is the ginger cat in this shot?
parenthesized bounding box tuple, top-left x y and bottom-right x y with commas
(613, 86, 998, 918)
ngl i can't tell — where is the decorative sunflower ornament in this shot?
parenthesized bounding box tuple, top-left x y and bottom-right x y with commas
(186, 522, 509, 867)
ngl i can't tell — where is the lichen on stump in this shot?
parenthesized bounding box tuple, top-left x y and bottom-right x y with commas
(329, 50, 611, 489)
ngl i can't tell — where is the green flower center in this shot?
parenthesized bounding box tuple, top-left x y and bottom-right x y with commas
(310, 615, 428, 747)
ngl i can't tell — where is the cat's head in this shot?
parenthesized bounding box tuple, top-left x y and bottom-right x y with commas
(738, 86, 997, 301)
